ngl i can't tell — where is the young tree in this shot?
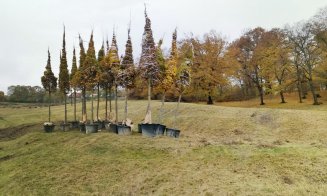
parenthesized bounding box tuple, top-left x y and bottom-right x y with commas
(119, 27, 136, 124)
(58, 27, 70, 129)
(98, 39, 114, 121)
(173, 47, 192, 128)
(96, 43, 105, 121)
(41, 49, 57, 122)
(79, 35, 87, 121)
(157, 30, 177, 123)
(71, 35, 87, 121)
(108, 32, 120, 123)
(70, 47, 78, 121)
(139, 8, 161, 124)
(83, 32, 98, 123)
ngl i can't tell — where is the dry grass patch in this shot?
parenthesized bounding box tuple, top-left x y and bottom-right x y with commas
(1, 100, 327, 194)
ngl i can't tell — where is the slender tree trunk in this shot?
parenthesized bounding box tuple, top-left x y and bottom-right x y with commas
(280, 91, 286, 103)
(64, 93, 67, 130)
(258, 86, 265, 105)
(195, 84, 199, 102)
(159, 92, 165, 124)
(70, 91, 73, 106)
(82, 87, 87, 122)
(308, 78, 319, 105)
(81, 88, 84, 120)
(74, 90, 76, 121)
(245, 83, 249, 98)
(207, 91, 213, 105)
(105, 86, 108, 121)
(91, 88, 94, 123)
(124, 88, 128, 124)
(277, 80, 286, 103)
(146, 79, 152, 124)
(296, 66, 303, 103)
(115, 84, 118, 123)
(297, 81, 303, 103)
(96, 84, 100, 121)
(173, 94, 182, 129)
(297, 83, 303, 103)
(109, 87, 112, 113)
(48, 90, 51, 122)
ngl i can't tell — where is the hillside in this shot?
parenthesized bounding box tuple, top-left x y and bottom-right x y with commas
(1, 100, 327, 195)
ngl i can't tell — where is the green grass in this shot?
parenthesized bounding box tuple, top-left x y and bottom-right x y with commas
(1, 97, 327, 195)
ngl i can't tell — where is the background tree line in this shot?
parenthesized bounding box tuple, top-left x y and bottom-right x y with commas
(2, 7, 327, 106)
(144, 7, 327, 105)
(2, 85, 72, 103)
(1, 85, 102, 104)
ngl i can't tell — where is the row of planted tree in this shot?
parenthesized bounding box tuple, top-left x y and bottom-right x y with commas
(41, 7, 327, 134)
(41, 9, 190, 137)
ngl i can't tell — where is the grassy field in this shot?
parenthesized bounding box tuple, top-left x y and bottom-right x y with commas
(1, 95, 327, 195)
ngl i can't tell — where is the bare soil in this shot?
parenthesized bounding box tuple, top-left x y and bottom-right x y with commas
(0, 123, 40, 141)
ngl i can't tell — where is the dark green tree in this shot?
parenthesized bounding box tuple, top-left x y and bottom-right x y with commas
(108, 32, 120, 123)
(79, 35, 87, 121)
(139, 8, 161, 124)
(96, 43, 105, 121)
(119, 27, 136, 123)
(58, 27, 70, 129)
(70, 47, 78, 121)
(41, 49, 57, 122)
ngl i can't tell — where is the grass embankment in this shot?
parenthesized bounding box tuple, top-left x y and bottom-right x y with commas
(1, 96, 327, 195)
(216, 91, 327, 110)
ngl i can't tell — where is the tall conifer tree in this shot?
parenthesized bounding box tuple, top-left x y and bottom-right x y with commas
(79, 35, 87, 122)
(119, 27, 136, 123)
(108, 32, 120, 123)
(58, 27, 70, 129)
(83, 32, 98, 123)
(96, 43, 105, 121)
(70, 47, 78, 121)
(139, 7, 160, 124)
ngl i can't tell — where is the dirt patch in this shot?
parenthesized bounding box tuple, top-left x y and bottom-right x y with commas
(282, 176, 294, 185)
(257, 143, 276, 148)
(0, 154, 14, 162)
(0, 123, 39, 141)
(232, 129, 244, 135)
(223, 139, 244, 145)
(258, 113, 273, 124)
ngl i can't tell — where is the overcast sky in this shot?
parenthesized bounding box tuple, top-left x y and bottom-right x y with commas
(0, 0, 326, 94)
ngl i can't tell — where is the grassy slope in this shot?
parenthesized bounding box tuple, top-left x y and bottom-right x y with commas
(1, 96, 327, 195)
(216, 91, 327, 110)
